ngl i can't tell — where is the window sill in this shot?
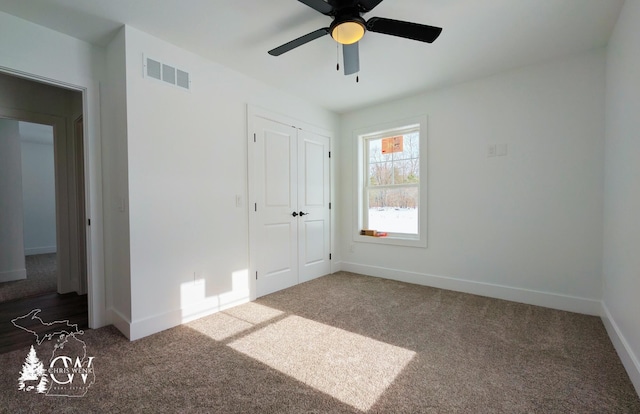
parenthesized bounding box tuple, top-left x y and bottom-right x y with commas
(354, 234, 426, 248)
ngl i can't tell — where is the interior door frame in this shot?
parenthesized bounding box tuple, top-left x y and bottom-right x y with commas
(74, 115, 88, 295)
(0, 67, 105, 328)
(247, 105, 336, 300)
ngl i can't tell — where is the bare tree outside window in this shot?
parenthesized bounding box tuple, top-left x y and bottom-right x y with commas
(364, 129, 420, 235)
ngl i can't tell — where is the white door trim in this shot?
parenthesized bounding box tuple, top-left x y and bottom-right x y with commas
(0, 67, 106, 329)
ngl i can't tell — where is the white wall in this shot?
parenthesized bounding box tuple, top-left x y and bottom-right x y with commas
(102, 27, 132, 336)
(0, 11, 106, 327)
(339, 49, 606, 315)
(120, 26, 338, 340)
(20, 129, 57, 255)
(602, 0, 640, 395)
(0, 119, 26, 282)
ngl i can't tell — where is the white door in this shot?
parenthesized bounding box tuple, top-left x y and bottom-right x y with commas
(251, 115, 331, 297)
(297, 129, 331, 283)
(254, 117, 298, 297)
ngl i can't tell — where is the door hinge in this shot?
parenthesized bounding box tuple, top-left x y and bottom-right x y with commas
(88, 218, 91, 226)
(328, 151, 331, 158)
(329, 253, 332, 260)
(255, 203, 257, 212)
(255, 271, 258, 280)
(253, 133, 256, 143)
(329, 202, 331, 210)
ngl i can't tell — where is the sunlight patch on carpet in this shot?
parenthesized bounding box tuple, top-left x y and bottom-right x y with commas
(228, 315, 415, 411)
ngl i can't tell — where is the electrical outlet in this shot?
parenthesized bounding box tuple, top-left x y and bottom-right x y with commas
(487, 144, 497, 157)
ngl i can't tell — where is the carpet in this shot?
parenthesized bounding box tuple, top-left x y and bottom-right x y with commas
(0, 254, 57, 302)
(0, 272, 638, 413)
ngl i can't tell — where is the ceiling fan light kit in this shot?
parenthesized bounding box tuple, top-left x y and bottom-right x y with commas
(268, 0, 442, 76)
(331, 15, 366, 44)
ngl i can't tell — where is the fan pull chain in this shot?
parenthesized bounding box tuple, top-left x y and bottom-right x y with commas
(336, 43, 340, 71)
(356, 73, 359, 83)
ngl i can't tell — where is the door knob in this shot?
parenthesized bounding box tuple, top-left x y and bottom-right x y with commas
(292, 211, 299, 217)
(299, 211, 308, 216)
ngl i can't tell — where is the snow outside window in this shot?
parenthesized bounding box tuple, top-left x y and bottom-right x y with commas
(355, 116, 427, 248)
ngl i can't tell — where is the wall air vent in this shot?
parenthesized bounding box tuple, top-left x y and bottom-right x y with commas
(162, 64, 175, 84)
(146, 58, 161, 80)
(176, 69, 190, 89)
(144, 55, 191, 91)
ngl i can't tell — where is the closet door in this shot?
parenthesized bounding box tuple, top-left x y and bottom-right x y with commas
(253, 116, 298, 297)
(251, 113, 331, 298)
(297, 129, 331, 283)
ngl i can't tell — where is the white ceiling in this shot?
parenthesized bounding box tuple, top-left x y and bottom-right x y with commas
(0, 0, 624, 113)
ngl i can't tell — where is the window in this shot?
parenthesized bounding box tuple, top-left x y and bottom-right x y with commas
(355, 116, 427, 247)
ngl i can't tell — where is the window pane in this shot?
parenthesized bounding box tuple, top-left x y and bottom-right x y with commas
(369, 161, 392, 186)
(358, 118, 426, 246)
(393, 159, 419, 184)
(368, 138, 392, 165)
(367, 186, 418, 234)
(368, 138, 382, 158)
(367, 133, 419, 186)
(392, 132, 419, 161)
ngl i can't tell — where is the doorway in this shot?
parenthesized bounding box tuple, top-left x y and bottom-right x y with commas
(249, 110, 332, 297)
(0, 73, 88, 353)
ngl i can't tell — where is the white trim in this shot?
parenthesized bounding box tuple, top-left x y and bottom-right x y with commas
(127, 297, 251, 341)
(601, 302, 640, 396)
(248, 105, 333, 138)
(25, 246, 57, 255)
(0, 67, 106, 330)
(341, 262, 601, 315)
(129, 311, 179, 341)
(353, 234, 425, 247)
(181, 297, 251, 324)
(109, 308, 131, 340)
(0, 269, 27, 283)
(331, 260, 343, 274)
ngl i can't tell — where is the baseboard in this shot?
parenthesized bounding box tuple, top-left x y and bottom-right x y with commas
(601, 302, 640, 396)
(331, 260, 343, 274)
(0, 268, 27, 283)
(109, 308, 131, 340)
(25, 246, 57, 255)
(128, 296, 252, 341)
(341, 262, 601, 316)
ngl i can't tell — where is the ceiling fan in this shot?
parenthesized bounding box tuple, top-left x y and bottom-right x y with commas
(268, 0, 442, 76)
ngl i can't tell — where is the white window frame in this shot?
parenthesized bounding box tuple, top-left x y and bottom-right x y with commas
(353, 115, 428, 248)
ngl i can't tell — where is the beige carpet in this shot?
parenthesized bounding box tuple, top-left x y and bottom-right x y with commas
(0, 254, 57, 302)
(1, 272, 638, 413)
